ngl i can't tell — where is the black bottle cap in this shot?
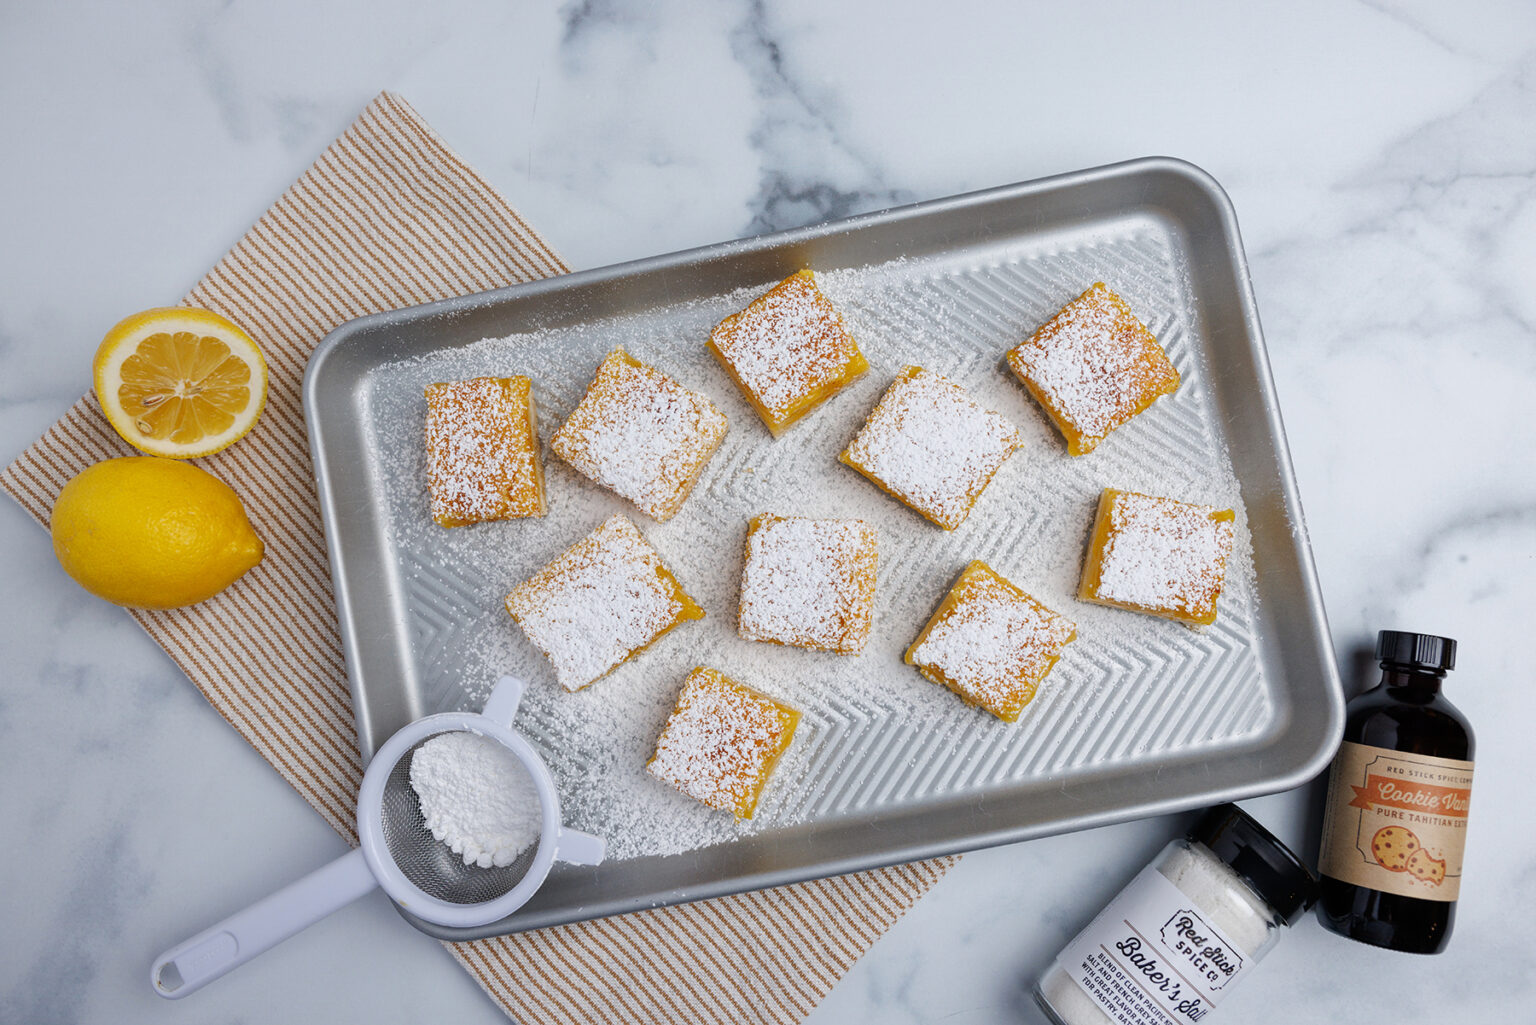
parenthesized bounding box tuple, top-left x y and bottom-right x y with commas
(1190, 804, 1317, 925)
(1376, 630, 1457, 673)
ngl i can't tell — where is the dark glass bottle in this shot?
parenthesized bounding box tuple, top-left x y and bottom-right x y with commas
(1315, 631, 1474, 954)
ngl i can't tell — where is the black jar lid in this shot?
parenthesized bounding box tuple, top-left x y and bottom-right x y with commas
(1190, 804, 1317, 925)
(1376, 630, 1457, 673)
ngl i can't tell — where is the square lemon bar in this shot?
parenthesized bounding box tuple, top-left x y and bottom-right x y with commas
(505, 514, 703, 691)
(424, 376, 545, 527)
(738, 514, 878, 655)
(647, 666, 800, 820)
(707, 270, 868, 436)
(906, 561, 1077, 722)
(550, 348, 728, 522)
(1078, 489, 1236, 625)
(839, 366, 1023, 530)
(1006, 282, 1179, 456)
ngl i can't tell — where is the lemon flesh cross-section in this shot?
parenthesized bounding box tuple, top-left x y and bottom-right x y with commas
(93, 307, 268, 458)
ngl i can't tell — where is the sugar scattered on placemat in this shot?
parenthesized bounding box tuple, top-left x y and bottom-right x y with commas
(361, 244, 1265, 862)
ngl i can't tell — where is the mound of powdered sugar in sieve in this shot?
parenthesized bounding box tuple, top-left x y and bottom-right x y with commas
(410, 731, 542, 868)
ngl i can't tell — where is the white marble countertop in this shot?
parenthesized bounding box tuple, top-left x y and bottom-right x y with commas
(3, 3, 1533, 1022)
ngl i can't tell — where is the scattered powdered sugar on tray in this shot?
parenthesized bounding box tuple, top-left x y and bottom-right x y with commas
(360, 234, 1270, 862)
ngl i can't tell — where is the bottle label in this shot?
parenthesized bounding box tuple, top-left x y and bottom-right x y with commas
(1054, 864, 1256, 1024)
(1318, 741, 1473, 902)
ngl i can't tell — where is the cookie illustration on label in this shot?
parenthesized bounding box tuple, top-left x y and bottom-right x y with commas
(1404, 847, 1446, 885)
(1370, 826, 1420, 871)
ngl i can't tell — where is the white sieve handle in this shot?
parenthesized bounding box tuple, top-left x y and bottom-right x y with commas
(556, 827, 606, 865)
(150, 847, 378, 998)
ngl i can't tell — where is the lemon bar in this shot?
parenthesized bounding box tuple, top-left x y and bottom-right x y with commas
(1078, 489, 1236, 625)
(646, 666, 800, 819)
(505, 514, 703, 691)
(550, 348, 728, 522)
(425, 376, 545, 527)
(738, 514, 878, 655)
(1005, 282, 1180, 456)
(839, 366, 1023, 530)
(906, 561, 1077, 722)
(707, 270, 868, 436)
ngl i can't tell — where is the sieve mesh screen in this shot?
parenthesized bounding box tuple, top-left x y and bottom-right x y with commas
(379, 731, 542, 905)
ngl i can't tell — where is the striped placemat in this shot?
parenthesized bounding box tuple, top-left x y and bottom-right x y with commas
(1, 91, 956, 1025)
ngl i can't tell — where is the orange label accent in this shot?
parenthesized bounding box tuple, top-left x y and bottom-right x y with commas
(1348, 776, 1472, 817)
(1318, 742, 1474, 902)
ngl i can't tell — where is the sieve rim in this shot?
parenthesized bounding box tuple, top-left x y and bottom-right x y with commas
(356, 708, 562, 928)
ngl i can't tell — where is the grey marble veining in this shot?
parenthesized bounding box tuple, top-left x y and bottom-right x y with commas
(2, 2, 1533, 1023)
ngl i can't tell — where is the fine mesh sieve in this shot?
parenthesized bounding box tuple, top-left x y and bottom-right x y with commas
(152, 676, 604, 999)
(379, 731, 542, 904)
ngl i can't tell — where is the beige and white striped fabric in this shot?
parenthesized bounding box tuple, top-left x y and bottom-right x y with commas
(0, 91, 956, 1025)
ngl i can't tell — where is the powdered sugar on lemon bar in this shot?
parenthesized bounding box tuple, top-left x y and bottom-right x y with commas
(551, 349, 728, 522)
(646, 666, 799, 820)
(738, 514, 878, 655)
(707, 271, 868, 435)
(505, 514, 704, 691)
(1006, 282, 1179, 456)
(425, 376, 545, 526)
(840, 366, 1022, 529)
(906, 561, 1076, 722)
(1079, 489, 1235, 625)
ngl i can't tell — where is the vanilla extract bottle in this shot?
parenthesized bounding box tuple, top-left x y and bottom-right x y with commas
(1315, 630, 1475, 954)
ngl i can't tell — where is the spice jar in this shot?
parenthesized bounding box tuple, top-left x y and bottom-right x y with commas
(1035, 804, 1316, 1025)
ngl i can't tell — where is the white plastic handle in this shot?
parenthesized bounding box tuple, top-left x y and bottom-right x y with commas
(556, 827, 606, 866)
(151, 847, 377, 998)
(481, 675, 525, 725)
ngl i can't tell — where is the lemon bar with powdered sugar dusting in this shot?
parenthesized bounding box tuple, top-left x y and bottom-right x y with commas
(1078, 489, 1235, 625)
(647, 666, 800, 820)
(737, 514, 878, 655)
(550, 349, 728, 522)
(1006, 282, 1179, 456)
(707, 270, 868, 437)
(906, 561, 1076, 723)
(840, 366, 1023, 530)
(424, 376, 545, 527)
(505, 514, 703, 691)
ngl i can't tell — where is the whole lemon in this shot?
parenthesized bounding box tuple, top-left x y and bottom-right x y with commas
(50, 457, 265, 608)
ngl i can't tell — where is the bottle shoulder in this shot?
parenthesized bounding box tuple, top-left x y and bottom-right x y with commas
(1343, 686, 1474, 760)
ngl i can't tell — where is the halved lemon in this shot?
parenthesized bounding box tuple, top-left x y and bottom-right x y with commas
(93, 307, 268, 458)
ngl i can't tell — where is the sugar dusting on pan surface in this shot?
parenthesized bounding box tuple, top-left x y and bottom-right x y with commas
(362, 238, 1266, 861)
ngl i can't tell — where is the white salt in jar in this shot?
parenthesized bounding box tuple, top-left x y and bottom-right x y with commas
(1036, 804, 1317, 1025)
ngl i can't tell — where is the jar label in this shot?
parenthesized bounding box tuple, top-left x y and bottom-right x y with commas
(1318, 741, 1473, 902)
(1054, 864, 1256, 1024)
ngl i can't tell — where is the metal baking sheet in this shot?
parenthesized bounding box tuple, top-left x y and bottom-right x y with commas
(304, 157, 1343, 940)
